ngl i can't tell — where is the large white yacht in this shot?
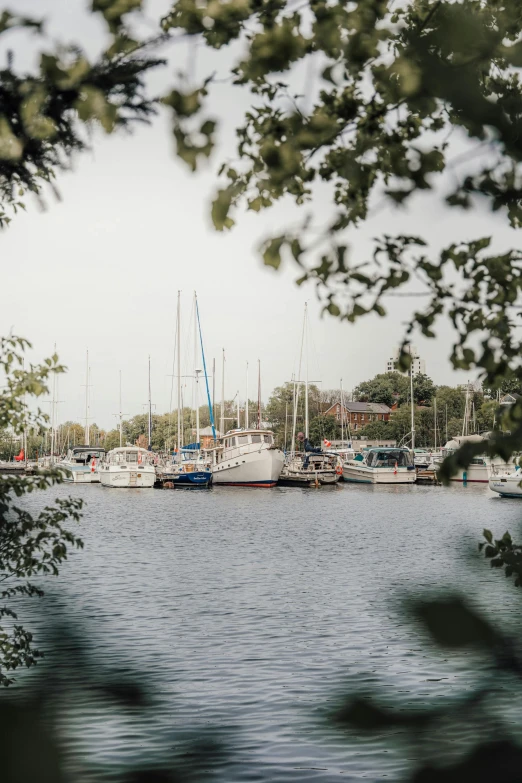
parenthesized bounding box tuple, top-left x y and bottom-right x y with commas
(99, 447, 156, 488)
(57, 446, 106, 483)
(211, 429, 284, 487)
(343, 447, 416, 484)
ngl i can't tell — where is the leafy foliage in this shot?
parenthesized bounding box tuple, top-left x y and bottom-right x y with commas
(0, 337, 83, 685)
(159, 0, 522, 468)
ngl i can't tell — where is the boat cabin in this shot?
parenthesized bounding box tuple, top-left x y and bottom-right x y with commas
(66, 446, 106, 464)
(364, 448, 413, 468)
(106, 447, 154, 466)
(215, 430, 274, 462)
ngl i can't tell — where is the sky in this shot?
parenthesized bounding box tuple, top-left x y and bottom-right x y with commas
(2, 0, 518, 430)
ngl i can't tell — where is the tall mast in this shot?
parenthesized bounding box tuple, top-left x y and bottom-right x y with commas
(410, 358, 415, 451)
(50, 343, 57, 461)
(245, 362, 249, 429)
(148, 355, 152, 451)
(237, 391, 240, 428)
(291, 304, 307, 454)
(284, 400, 288, 451)
(220, 349, 225, 436)
(119, 370, 123, 447)
(340, 378, 345, 445)
(84, 349, 90, 446)
(433, 395, 437, 451)
(304, 303, 309, 439)
(212, 358, 216, 432)
(195, 295, 216, 441)
(193, 291, 200, 451)
(177, 291, 181, 461)
(257, 359, 261, 429)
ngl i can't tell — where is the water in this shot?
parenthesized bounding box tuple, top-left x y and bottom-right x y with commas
(12, 482, 522, 780)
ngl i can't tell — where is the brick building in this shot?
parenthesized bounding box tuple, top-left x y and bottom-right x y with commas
(323, 402, 391, 432)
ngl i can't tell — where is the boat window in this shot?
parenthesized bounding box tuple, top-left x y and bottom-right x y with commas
(127, 452, 138, 463)
(238, 435, 249, 445)
(251, 434, 262, 443)
(227, 437, 236, 448)
(263, 434, 273, 444)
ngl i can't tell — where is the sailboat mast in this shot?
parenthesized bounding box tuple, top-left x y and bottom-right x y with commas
(212, 358, 216, 430)
(221, 349, 225, 436)
(84, 349, 90, 446)
(410, 359, 415, 451)
(304, 304, 309, 439)
(195, 295, 216, 441)
(245, 362, 249, 429)
(340, 378, 345, 445)
(433, 395, 437, 451)
(237, 392, 240, 428)
(119, 370, 123, 447)
(148, 356, 152, 451)
(177, 291, 181, 460)
(193, 292, 200, 450)
(257, 359, 261, 429)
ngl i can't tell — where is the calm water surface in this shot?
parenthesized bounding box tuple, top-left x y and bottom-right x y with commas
(16, 482, 522, 780)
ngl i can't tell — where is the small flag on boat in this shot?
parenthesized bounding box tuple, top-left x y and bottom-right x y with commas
(324, 439, 331, 448)
(394, 461, 398, 475)
(138, 451, 142, 464)
(91, 457, 96, 473)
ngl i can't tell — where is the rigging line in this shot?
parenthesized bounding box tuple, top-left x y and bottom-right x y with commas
(196, 297, 216, 440)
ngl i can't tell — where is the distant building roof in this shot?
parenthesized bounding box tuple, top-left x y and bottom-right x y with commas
(200, 426, 221, 437)
(324, 402, 391, 414)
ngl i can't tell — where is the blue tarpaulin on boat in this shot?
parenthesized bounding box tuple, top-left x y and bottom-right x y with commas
(182, 442, 200, 451)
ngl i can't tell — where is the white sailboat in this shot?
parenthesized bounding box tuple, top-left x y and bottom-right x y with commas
(489, 467, 522, 497)
(435, 434, 516, 482)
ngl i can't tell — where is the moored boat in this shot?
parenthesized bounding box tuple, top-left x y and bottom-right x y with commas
(211, 429, 284, 487)
(279, 452, 341, 487)
(434, 435, 517, 482)
(57, 446, 106, 483)
(343, 447, 416, 484)
(489, 468, 522, 498)
(99, 447, 156, 488)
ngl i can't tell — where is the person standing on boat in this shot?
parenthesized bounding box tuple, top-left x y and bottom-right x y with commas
(297, 432, 322, 469)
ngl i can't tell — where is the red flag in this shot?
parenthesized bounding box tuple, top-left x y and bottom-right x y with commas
(14, 449, 24, 462)
(324, 439, 331, 448)
(138, 451, 142, 465)
(91, 457, 96, 473)
(394, 461, 398, 475)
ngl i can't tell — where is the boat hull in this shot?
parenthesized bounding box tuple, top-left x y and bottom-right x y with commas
(343, 464, 416, 484)
(160, 470, 212, 488)
(489, 473, 522, 497)
(212, 448, 284, 487)
(278, 470, 340, 487)
(100, 467, 155, 488)
(58, 464, 101, 483)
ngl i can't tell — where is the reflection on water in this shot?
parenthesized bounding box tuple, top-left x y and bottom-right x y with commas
(14, 483, 522, 781)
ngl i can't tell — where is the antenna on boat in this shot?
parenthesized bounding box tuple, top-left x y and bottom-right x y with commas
(113, 370, 129, 447)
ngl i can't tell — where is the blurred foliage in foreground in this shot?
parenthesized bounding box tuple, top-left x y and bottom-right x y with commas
(0, 337, 83, 685)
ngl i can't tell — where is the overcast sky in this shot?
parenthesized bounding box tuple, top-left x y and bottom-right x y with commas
(2, 0, 518, 429)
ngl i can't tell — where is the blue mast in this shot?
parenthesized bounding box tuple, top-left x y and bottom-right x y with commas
(196, 296, 216, 441)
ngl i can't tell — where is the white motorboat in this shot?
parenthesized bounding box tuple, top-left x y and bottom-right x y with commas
(435, 435, 517, 482)
(414, 448, 443, 469)
(211, 429, 284, 487)
(489, 468, 522, 498)
(57, 446, 106, 483)
(343, 447, 416, 484)
(99, 447, 156, 488)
